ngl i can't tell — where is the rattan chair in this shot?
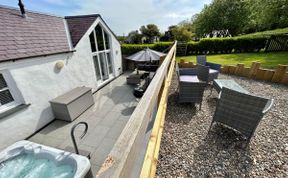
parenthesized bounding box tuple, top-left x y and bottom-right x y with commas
(176, 64, 210, 83)
(197, 55, 221, 82)
(176, 64, 208, 109)
(178, 81, 207, 109)
(209, 87, 273, 144)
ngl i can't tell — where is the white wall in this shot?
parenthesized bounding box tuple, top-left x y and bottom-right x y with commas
(0, 18, 122, 150)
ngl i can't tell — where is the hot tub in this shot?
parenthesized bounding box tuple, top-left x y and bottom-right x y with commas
(0, 140, 91, 178)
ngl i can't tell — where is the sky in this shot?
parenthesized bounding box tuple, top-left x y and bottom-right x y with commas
(0, 0, 212, 35)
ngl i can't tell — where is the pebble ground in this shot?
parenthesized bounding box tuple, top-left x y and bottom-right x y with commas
(156, 73, 288, 177)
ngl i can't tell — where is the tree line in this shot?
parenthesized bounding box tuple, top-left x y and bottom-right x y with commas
(193, 0, 288, 36)
(121, 0, 288, 43)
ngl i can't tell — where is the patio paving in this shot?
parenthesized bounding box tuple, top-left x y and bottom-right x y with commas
(28, 73, 138, 176)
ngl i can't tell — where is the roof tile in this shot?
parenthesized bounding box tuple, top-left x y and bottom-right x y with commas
(65, 15, 99, 47)
(0, 6, 70, 62)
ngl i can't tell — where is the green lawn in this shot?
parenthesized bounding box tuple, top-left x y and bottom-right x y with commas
(237, 27, 288, 37)
(177, 52, 288, 69)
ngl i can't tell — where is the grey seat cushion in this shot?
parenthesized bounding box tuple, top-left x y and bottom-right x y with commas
(179, 75, 200, 83)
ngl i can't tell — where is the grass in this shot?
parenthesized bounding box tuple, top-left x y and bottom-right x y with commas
(237, 27, 288, 37)
(177, 51, 288, 69)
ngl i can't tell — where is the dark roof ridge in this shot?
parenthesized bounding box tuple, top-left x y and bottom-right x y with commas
(65, 14, 100, 19)
(0, 4, 63, 18)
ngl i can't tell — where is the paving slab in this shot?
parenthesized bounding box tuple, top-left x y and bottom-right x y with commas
(27, 73, 138, 177)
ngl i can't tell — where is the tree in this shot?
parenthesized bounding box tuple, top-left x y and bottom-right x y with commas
(193, 0, 249, 36)
(117, 36, 126, 43)
(171, 26, 192, 42)
(191, 0, 288, 36)
(140, 24, 161, 43)
(245, 0, 288, 32)
(126, 30, 142, 44)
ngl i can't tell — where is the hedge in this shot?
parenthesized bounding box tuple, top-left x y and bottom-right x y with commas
(121, 42, 173, 55)
(121, 36, 268, 55)
(186, 36, 268, 55)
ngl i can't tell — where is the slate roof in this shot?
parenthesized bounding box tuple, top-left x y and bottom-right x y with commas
(0, 6, 71, 62)
(65, 15, 99, 47)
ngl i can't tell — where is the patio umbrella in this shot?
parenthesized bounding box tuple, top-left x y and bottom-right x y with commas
(126, 48, 166, 62)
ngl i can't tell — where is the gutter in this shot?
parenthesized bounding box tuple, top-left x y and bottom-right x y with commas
(0, 50, 76, 63)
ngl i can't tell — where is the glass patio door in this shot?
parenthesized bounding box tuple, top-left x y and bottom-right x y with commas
(93, 52, 114, 84)
(99, 52, 109, 81)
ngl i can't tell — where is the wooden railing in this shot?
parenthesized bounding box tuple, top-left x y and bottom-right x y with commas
(96, 42, 177, 178)
(140, 42, 176, 178)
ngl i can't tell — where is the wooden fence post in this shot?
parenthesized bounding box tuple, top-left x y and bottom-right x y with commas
(228, 65, 236, 75)
(255, 68, 267, 80)
(281, 72, 288, 85)
(271, 65, 288, 83)
(242, 67, 250, 77)
(235, 63, 244, 76)
(248, 62, 261, 78)
(221, 66, 229, 74)
(263, 70, 274, 82)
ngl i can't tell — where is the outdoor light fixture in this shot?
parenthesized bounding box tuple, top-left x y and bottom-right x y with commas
(55, 60, 64, 69)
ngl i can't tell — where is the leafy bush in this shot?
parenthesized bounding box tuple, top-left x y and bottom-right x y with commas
(121, 44, 154, 55)
(121, 36, 268, 55)
(186, 36, 267, 54)
(121, 42, 173, 55)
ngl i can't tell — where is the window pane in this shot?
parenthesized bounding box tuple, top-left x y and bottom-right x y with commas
(89, 32, 96, 52)
(0, 74, 7, 89)
(104, 31, 110, 49)
(99, 53, 109, 81)
(106, 52, 113, 74)
(0, 89, 14, 105)
(95, 25, 104, 51)
(93, 56, 101, 81)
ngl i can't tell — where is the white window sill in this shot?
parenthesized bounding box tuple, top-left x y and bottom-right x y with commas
(0, 103, 30, 119)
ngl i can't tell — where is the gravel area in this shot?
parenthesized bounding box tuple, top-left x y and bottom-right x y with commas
(156, 73, 288, 177)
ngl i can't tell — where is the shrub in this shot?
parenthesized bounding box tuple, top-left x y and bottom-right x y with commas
(121, 42, 173, 55)
(186, 36, 267, 55)
(121, 44, 154, 55)
(121, 36, 268, 55)
(233, 36, 268, 52)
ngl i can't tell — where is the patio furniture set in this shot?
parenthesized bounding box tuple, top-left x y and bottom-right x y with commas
(126, 48, 164, 98)
(177, 55, 273, 145)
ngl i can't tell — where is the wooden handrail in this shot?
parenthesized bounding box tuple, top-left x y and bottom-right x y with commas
(96, 41, 177, 178)
(140, 41, 176, 178)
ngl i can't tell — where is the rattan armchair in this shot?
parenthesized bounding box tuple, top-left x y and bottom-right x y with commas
(176, 64, 208, 109)
(197, 55, 221, 82)
(176, 64, 210, 83)
(178, 81, 207, 109)
(209, 87, 273, 144)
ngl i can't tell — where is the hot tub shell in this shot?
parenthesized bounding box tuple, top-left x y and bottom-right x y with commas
(0, 140, 91, 178)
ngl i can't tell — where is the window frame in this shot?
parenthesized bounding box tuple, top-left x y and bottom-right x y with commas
(89, 23, 115, 82)
(0, 71, 23, 113)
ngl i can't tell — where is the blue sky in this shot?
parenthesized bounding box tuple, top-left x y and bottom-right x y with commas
(0, 0, 212, 35)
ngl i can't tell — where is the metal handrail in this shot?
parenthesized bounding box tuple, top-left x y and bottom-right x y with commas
(70, 122, 88, 154)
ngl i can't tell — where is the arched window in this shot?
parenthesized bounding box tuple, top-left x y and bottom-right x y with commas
(89, 24, 113, 84)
